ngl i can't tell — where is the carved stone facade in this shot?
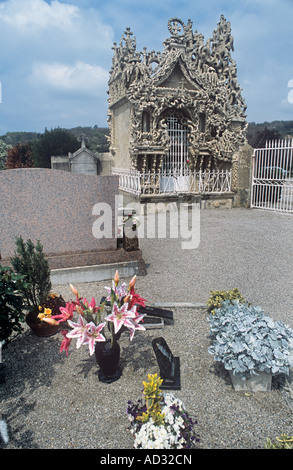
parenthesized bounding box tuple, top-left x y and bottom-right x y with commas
(108, 16, 248, 178)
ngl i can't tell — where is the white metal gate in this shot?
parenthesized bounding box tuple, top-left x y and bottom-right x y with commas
(251, 139, 293, 213)
(161, 115, 189, 192)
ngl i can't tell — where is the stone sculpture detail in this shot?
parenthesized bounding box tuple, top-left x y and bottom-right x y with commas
(108, 16, 247, 173)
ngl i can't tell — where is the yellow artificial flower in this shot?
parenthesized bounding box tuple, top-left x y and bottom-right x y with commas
(43, 308, 52, 317)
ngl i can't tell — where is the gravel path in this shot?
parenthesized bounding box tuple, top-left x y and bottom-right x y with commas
(1, 207, 293, 450)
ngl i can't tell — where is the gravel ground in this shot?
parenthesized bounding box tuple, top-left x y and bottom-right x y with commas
(1, 207, 293, 450)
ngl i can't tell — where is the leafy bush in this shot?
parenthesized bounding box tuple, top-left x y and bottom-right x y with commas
(5, 142, 34, 169)
(10, 237, 52, 314)
(208, 300, 293, 380)
(207, 288, 247, 315)
(0, 265, 26, 345)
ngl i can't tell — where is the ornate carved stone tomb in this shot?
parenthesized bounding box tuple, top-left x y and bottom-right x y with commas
(107, 16, 250, 203)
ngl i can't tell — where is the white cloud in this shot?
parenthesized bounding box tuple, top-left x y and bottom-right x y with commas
(29, 61, 108, 95)
(0, 0, 79, 32)
(0, 0, 114, 61)
(0, 0, 114, 131)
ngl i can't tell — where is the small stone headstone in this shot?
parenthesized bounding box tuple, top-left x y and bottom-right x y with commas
(152, 337, 180, 390)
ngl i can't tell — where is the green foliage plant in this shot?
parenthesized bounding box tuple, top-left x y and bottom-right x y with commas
(10, 237, 52, 319)
(265, 434, 293, 449)
(0, 139, 12, 170)
(127, 374, 199, 449)
(0, 265, 26, 345)
(136, 373, 165, 426)
(207, 288, 247, 315)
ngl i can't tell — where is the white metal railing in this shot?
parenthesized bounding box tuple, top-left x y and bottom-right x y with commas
(112, 168, 141, 196)
(251, 138, 293, 213)
(112, 168, 232, 195)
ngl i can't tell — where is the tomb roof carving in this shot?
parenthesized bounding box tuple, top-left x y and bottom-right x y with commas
(108, 16, 248, 170)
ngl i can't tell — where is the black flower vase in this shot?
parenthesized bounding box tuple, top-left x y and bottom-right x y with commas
(94, 339, 121, 384)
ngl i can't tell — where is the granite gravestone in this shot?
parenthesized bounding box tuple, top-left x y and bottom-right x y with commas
(152, 337, 180, 390)
(0, 169, 146, 273)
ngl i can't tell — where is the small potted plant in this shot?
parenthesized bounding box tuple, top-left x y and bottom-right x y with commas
(127, 373, 199, 449)
(10, 237, 66, 337)
(208, 300, 293, 391)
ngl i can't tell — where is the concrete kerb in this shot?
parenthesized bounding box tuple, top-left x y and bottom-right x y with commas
(50, 260, 140, 285)
(151, 301, 207, 309)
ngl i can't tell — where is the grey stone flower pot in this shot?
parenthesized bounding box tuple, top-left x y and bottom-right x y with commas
(229, 371, 272, 392)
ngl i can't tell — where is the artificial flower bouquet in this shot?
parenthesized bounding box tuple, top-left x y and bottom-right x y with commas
(39, 270, 146, 356)
(127, 374, 199, 449)
(36, 293, 66, 324)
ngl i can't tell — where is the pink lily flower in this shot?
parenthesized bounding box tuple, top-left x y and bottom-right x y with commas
(74, 295, 99, 315)
(60, 330, 72, 356)
(66, 315, 92, 349)
(82, 296, 99, 314)
(105, 281, 128, 302)
(42, 302, 75, 325)
(114, 270, 119, 286)
(70, 284, 79, 296)
(75, 304, 84, 315)
(128, 275, 136, 291)
(82, 322, 106, 356)
(129, 313, 146, 341)
(105, 302, 137, 334)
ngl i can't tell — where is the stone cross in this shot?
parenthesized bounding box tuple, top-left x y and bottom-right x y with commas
(79, 133, 88, 148)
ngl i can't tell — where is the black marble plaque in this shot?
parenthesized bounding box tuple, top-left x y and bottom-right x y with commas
(139, 305, 173, 325)
(152, 337, 180, 390)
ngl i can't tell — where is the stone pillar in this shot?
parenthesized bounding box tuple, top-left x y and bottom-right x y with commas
(232, 143, 253, 207)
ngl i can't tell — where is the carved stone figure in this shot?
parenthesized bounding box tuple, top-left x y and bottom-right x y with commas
(107, 16, 248, 176)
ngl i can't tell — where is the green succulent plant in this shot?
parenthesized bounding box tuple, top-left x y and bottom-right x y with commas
(207, 288, 247, 315)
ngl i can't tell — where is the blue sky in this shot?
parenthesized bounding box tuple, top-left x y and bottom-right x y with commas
(0, 0, 292, 134)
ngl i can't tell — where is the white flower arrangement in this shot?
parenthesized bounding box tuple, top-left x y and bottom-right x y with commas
(127, 391, 199, 449)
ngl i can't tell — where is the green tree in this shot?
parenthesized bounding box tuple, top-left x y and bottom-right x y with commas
(0, 139, 12, 170)
(32, 127, 80, 168)
(247, 127, 281, 148)
(5, 142, 34, 169)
